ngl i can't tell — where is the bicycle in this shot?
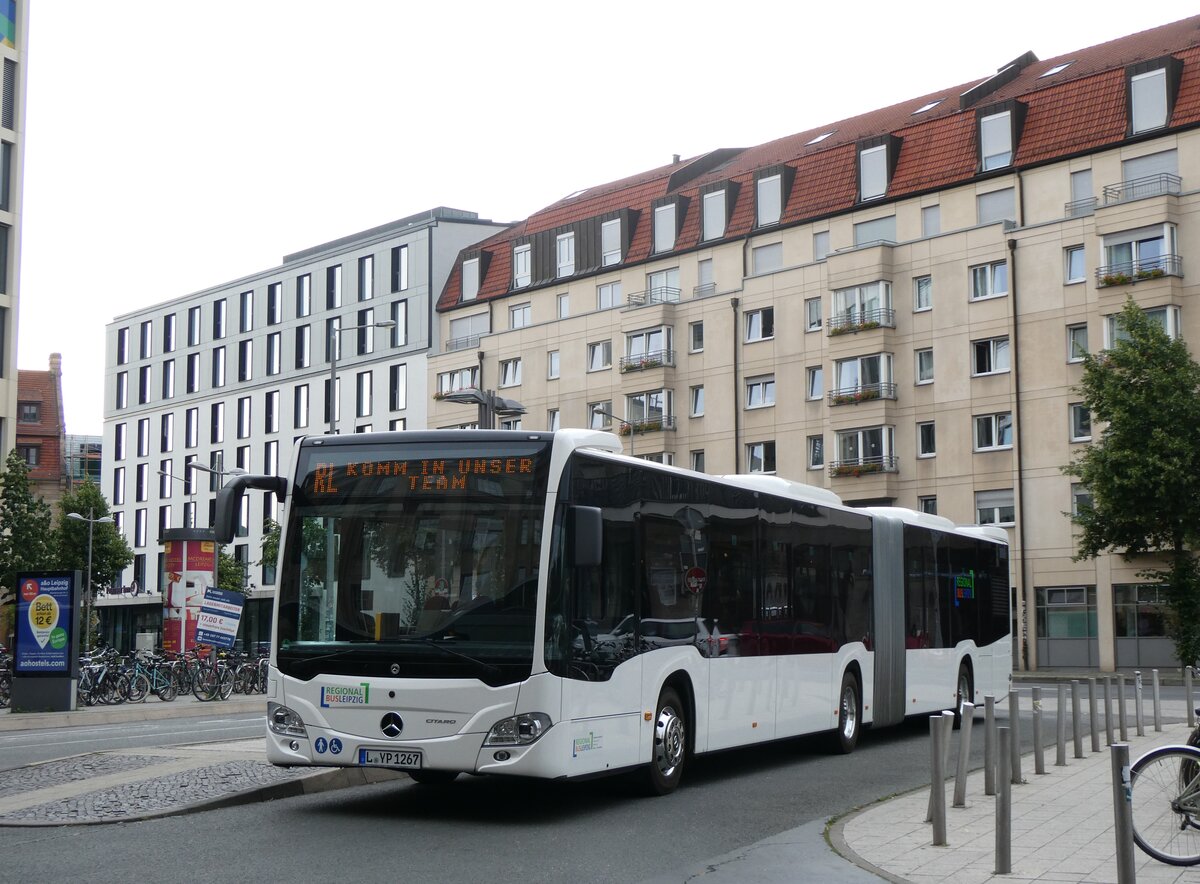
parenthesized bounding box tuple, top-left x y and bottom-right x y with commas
(0, 646, 11, 709)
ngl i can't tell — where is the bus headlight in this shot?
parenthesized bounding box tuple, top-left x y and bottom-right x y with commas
(268, 702, 308, 739)
(484, 712, 552, 746)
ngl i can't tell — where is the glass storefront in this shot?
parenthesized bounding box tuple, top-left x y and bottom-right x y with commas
(1114, 583, 1178, 668)
(1035, 586, 1098, 667)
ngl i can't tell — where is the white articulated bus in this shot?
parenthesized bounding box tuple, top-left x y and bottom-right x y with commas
(216, 429, 1010, 794)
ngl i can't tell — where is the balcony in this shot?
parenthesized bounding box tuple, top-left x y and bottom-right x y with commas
(1095, 255, 1183, 288)
(828, 383, 897, 406)
(692, 282, 717, 298)
(619, 349, 675, 374)
(1102, 173, 1182, 206)
(1064, 197, 1098, 218)
(626, 286, 681, 307)
(827, 308, 896, 337)
(445, 335, 481, 352)
(616, 415, 677, 436)
(828, 455, 898, 478)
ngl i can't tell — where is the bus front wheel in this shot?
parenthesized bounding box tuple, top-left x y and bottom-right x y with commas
(643, 686, 687, 796)
(833, 670, 861, 754)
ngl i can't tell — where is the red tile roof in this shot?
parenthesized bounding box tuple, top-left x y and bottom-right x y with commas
(438, 15, 1200, 314)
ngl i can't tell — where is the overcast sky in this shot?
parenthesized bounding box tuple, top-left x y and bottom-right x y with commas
(16, 0, 1200, 435)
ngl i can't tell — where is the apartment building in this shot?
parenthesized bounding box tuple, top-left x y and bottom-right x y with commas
(428, 17, 1200, 672)
(0, 0, 27, 461)
(15, 352, 66, 510)
(101, 208, 507, 646)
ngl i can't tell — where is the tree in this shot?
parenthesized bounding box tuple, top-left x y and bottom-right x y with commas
(216, 548, 250, 594)
(54, 480, 133, 593)
(1064, 299, 1200, 667)
(0, 449, 56, 594)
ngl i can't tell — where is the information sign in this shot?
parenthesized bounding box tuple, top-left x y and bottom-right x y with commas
(195, 587, 245, 649)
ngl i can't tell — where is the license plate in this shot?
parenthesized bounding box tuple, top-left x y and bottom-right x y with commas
(359, 748, 423, 769)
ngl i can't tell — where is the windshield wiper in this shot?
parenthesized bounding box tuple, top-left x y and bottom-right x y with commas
(392, 637, 502, 680)
(282, 641, 375, 669)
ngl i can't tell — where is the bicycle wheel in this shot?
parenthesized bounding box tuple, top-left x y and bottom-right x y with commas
(218, 667, 235, 701)
(0, 672, 10, 708)
(236, 665, 255, 695)
(1130, 745, 1200, 866)
(192, 665, 220, 701)
(127, 671, 150, 703)
(154, 676, 177, 701)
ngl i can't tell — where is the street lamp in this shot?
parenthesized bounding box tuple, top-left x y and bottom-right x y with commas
(188, 460, 247, 484)
(328, 319, 396, 434)
(440, 387, 526, 429)
(66, 509, 114, 656)
(592, 404, 634, 457)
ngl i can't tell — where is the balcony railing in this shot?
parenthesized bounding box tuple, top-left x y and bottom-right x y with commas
(828, 383, 897, 406)
(827, 308, 896, 336)
(692, 282, 717, 298)
(1095, 254, 1183, 287)
(619, 349, 675, 373)
(627, 286, 681, 307)
(445, 334, 482, 352)
(828, 455, 898, 477)
(1064, 197, 1098, 218)
(616, 415, 677, 436)
(1102, 173, 1182, 205)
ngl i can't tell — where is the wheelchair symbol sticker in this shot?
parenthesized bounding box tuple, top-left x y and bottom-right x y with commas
(329, 738, 343, 755)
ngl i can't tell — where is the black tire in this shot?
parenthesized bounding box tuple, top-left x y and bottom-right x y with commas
(643, 686, 687, 795)
(1130, 745, 1200, 865)
(218, 668, 235, 701)
(407, 770, 460, 785)
(832, 670, 862, 754)
(127, 671, 150, 703)
(155, 678, 177, 702)
(192, 666, 219, 701)
(953, 662, 973, 729)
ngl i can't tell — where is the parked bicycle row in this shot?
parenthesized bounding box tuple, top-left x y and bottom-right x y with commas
(0, 645, 11, 709)
(75, 644, 267, 706)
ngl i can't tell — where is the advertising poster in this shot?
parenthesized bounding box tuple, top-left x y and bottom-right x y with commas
(162, 538, 216, 653)
(14, 574, 73, 674)
(195, 587, 245, 649)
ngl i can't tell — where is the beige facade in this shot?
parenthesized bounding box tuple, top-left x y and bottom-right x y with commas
(0, 2, 27, 461)
(429, 128, 1200, 673)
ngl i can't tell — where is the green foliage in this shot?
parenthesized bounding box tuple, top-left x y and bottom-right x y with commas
(0, 449, 56, 596)
(1064, 300, 1200, 665)
(216, 548, 250, 594)
(54, 480, 133, 592)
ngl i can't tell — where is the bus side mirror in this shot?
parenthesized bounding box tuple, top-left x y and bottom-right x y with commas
(569, 505, 602, 568)
(214, 475, 288, 543)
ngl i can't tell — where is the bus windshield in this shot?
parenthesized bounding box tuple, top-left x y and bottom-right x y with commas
(276, 438, 552, 686)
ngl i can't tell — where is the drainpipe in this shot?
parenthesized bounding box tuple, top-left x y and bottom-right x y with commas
(1008, 237, 1031, 672)
(731, 297, 741, 473)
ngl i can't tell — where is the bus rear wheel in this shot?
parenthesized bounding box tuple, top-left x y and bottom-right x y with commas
(954, 663, 974, 729)
(643, 686, 687, 796)
(832, 670, 861, 754)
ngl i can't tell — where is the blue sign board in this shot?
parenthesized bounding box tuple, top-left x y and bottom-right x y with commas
(195, 587, 245, 649)
(14, 574, 74, 675)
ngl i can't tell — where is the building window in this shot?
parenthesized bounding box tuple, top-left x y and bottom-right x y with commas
(357, 309, 375, 355)
(756, 175, 781, 227)
(358, 255, 374, 301)
(918, 495, 937, 515)
(326, 266, 342, 309)
(689, 321, 704, 353)
(690, 385, 704, 417)
(853, 215, 896, 246)
(806, 366, 823, 400)
(185, 353, 200, 393)
(556, 232, 575, 278)
(135, 463, 149, 501)
(211, 402, 224, 444)
(587, 341, 612, 372)
(391, 245, 409, 292)
(267, 282, 283, 323)
(296, 274, 311, 316)
(265, 390, 279, 434)
(1130, 67, 1168, 134)
(807, 436, 824, 470)
(115, 371, 128, 409)
(745, 307, 774, 342)
(970, 261, 1008, 300)
(1065, 246, 1086, 283)
(17, 444, 37, 466)
(601, 218, 621, 266)
(834, 353, 892, 399)
(140, 320, 153, 359)
(1102, 223, 1176, 279)
(117, 327, 130, 364)
(917, 421, 936, 457)
(238, 339, 253, 382)
(752, 242, 783, 275)
(237, 396, 252, 439)
(690, 450, 705, 473)
(922, 205, 941, 237)
(509, 302, 531, 330)
(746, 441, 776, 473)
(980, 111, 1013, 170)
(1105, 306, 1181, 347)
(137, 418, 150, 457)
(239, 290, 253, 333)
(160, 414, 173, 453)
(138, 366, 151, 404)
(547, 350, 560, 380)
(184, 409, 198, 449)
(114, 423, 127, 460)
(910, 349, 933, 386)
(974, 412, 1013, 451)
(17, 401, 37, 422)
(859, 143, 887, 201)
(626, 326, 671, 362)
(972, 337, 1010, 376)
(1067, 324, 1088, 362)
(113, 467, 125, 504)
(805, 297, 822, 332)
(914, 276, 932, 311)
(390, 301, 408, 347)
(1070, 403, 1092, 442)
(813, 230, 830, 261)
(977, 188, 1015, 226)
(646, 267, 680, 302)
(499, 358, 522, 387)
(976, 489, 1015, 526)
(597, 281, 622, 310)
(626, 389, 671, 427)
(461, 258, 479, 301)
(554, 293, 569, 319)
(266, 332, 281, 375)
(295, 326, 311, 369)
(356, 371, 372, 418)
(697, 256, 714, 290)
(388, 364, 407, 411)
(702, 190, 726, 241)
(436, 366, 480, 395)
(653, 204, 676, 253)
(1070, 483, 1093, 518)
(162, 314, 177, 353)
(294, 385, 310, 428)
(589, 400, 612, 430)
(746, 375, 775, 409)
(212, 299, 226, 340)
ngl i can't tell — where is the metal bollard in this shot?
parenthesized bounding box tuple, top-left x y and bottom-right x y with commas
(927, 711, 954, 823)
(1104, 677, 1115, 746)
(1111, 743, 1135, 884)
(1071, 680, 1083, 759)
(984, 694, 996, 796)
(1056, 682, 1067, 766)
(1152, 669, 1162, 733)
(954, 702, 975, 807)
(930, 714, 947, 846)
(1032, 687, 1045, 774)
(1134, 670, 1144, 737)
(1088, 678, 1100, 753)
(996, 727, 1012, 875)
(1117, 677, 1129, 742)
(1187, 666, 1195, 729)
(1008, 689, 1023, 784)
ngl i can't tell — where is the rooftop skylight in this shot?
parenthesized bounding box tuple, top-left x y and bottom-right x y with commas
(1039, 61, 1073, 78)
(806, 130, 835, 146)
(912, 98, 944, 114)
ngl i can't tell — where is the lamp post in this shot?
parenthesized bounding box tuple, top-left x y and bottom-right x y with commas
(328, 319, 396, 434)
(66, 509, 114, 656)
(440, 387, 526, 430)
(591, 403, 634, 457)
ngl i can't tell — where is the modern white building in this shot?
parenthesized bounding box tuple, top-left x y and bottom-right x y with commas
(0, 0, 27, 461)
(101, 207, 508, 648)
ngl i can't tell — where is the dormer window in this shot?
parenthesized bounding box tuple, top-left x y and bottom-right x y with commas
(513, 244, 531, 289)
(756, 175, 781, 226)
(556, 232, 575, 278)
(980, 111, 1012, 170)
(702, 190, 726, 241)
(860, 145, 886, 201)
(654, 203, 677, 253)
(1126, 56, 1182, 137)
(601, 218, 621, 266)
(461, 258, 479, 301)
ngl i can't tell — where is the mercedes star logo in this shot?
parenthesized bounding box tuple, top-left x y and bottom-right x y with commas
(390, 663, 401, 675)
(380, 713, 404, 738)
